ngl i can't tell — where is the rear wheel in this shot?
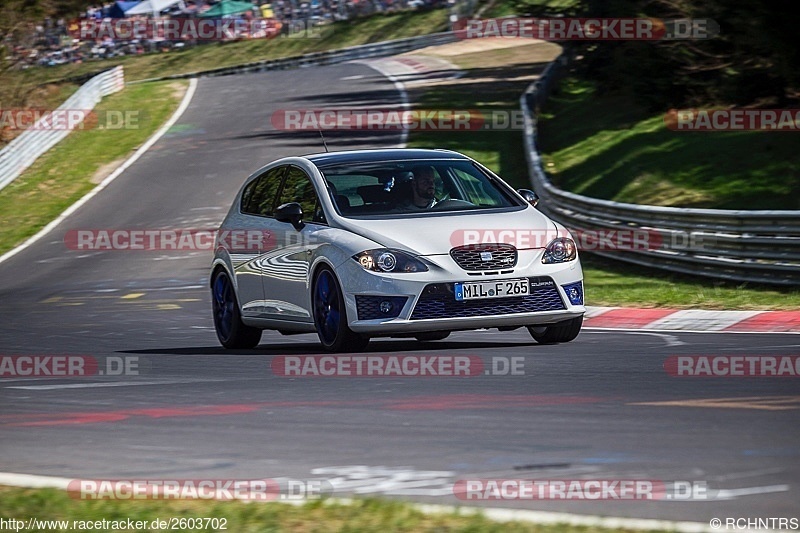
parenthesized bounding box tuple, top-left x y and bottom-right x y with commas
(212, 270, 262, 349)
(313, 267, 369, 353)
(528, 316, 582, 344)
(415, 331, 451, 342)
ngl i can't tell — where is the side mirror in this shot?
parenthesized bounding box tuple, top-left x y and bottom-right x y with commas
(275, 202, 305, 231)
(517, 188, 539, 207)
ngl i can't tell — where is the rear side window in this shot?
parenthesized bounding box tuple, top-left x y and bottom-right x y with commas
(241, 166, 286, 216)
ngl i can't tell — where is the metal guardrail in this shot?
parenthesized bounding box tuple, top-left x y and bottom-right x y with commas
(0, 66, 125, 193)
(133, 32, 459, 82)
(521, 53, 800, 285)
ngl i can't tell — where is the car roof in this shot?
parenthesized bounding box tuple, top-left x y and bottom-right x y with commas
(304, 148, 470, 167)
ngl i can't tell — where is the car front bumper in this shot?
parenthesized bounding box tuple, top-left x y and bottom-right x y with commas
(337, 248, 585, 335)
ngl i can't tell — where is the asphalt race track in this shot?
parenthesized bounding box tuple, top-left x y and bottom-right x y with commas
(1, 63, 799, 524)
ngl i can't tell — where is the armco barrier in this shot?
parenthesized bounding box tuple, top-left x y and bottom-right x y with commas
(0, 66, 125, 192)
(521, 52, 800, 286)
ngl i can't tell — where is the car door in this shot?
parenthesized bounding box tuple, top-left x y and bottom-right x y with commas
(234, 165, 286, 317)
(261, 165, 327, 322)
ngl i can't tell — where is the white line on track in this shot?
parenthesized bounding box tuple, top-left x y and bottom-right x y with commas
(356, 62, 410, 148)
(0, 77, 199, 267)
(713, 485, 790, 500)
(713, 468, 787, 481)
(581, 330, 685, 347)
(5, 378, 222, 391)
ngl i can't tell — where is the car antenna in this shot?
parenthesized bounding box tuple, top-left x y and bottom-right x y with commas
(318, 128, 329, 153)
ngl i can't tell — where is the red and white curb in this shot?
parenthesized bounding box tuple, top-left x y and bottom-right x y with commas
(356, 54, 462, 87)
(585, 306, 800, 333)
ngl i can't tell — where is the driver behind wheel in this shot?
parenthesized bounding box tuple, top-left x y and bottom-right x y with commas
(400, 165, 439, 210)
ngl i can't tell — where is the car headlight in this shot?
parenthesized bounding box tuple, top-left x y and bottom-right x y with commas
(353, 249, 429, 273)
(542, 237, 577, 264)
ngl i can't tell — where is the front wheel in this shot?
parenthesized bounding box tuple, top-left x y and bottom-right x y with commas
(212, 270, 262, 349)
(528, 316, 582, 344)
(312, 267, 369, 353)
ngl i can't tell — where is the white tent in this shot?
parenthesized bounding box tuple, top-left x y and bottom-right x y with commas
(125, 0, 184, 16)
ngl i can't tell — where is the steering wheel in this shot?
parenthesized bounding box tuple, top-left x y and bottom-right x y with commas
(430, 199, 476, 211)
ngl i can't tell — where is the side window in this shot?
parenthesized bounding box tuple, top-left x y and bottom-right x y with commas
(278, 167, 326, 224)
(240, 166, 286, 217)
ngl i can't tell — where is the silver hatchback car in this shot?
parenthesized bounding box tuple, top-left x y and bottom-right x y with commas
(211, 149, 584, 352)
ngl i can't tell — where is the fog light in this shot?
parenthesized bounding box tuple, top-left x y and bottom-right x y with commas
(380, 301, 394, 314)
(562, 282, 584, 305)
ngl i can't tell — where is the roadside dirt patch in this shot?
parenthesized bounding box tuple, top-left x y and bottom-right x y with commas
(90, 158, 126, 184)
(406, 36, 551, 57)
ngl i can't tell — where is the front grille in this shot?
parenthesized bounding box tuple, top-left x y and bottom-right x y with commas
(450, 244, 517, 271)
(355, 295, 407, 320)
(410, 277, 564, 320)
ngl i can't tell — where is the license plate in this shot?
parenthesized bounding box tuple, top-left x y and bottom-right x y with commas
(454, 279, 529, 301)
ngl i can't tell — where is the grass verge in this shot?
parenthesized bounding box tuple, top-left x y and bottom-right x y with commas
(538, 78, 800, 210)
(0, 486, 662, 532)
(0, 83, 79, 146)
(581, 255, 800, 310)
(0, 80, 187, 256)
(405, 42, 800, 309)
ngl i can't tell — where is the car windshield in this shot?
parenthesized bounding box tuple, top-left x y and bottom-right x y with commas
(319, 159, 521, 217)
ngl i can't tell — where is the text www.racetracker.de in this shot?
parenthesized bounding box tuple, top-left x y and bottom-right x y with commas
(0, 517, 228, 531)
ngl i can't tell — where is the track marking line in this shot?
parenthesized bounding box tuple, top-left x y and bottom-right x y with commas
(356, 62, 410, 148)
(713, 485, 790, 500)
(120, 293, 145, 299)
(5, 379, 225, 391)
(583, 330, 685, 347)
(630, 396, 800, 411)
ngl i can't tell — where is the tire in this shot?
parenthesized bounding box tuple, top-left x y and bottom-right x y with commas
(312, 267, 369, 353)
(528, 316, 582, 344)
(415, 331, 451, 342)
(212, 270, 262, 349)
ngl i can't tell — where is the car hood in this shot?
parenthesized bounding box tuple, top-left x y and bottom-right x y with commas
(335, 207, 559, 256)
